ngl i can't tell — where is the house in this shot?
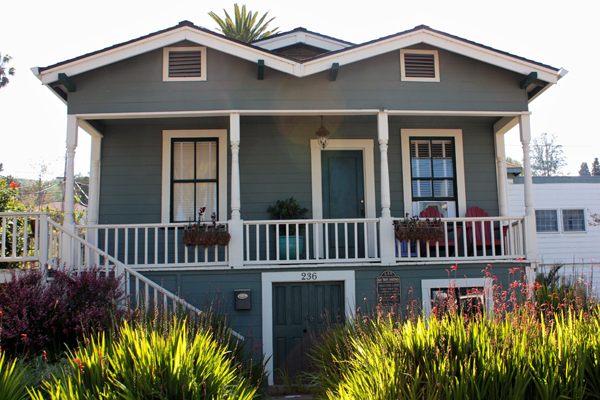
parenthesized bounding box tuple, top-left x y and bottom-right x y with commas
(1, 21, 566, 383)
(507, 170, 600, 290)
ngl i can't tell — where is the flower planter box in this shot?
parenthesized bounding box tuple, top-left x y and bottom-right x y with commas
(182, 225, 231, 247)
(393, 215, 443, 243)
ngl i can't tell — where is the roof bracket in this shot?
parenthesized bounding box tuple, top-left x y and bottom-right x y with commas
(258, 59, 265, 80)
(58, 73, 76, 92)
(329, 63, 339, 81)
(520, 72, 537, 89)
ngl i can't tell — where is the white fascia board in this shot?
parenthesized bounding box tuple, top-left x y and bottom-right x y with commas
(38, 27, 296, 85)
(255, 32, 349, 51)
(303, 30, 559, 83)
(255, 35, 298, 50)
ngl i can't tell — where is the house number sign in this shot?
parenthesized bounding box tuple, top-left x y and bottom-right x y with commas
(376, 270, 401, 304)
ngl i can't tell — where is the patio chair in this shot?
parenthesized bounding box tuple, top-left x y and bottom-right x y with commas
(464, 207, 508, 256)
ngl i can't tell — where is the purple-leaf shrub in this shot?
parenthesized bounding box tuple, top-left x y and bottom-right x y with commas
(0, 267, 125, 357)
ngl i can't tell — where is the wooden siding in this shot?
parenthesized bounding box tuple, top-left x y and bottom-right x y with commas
(66, 42, 529, 115)
(97, 116, 499, 224)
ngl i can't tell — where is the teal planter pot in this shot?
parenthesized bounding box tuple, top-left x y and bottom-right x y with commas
(279, 236, 304, 260)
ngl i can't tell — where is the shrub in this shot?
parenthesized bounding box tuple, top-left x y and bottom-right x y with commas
(0, 267, 124, 357)
(30, 318, 261, 400)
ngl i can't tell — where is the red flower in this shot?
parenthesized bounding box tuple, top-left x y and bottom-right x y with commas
(9, 182, 18, 188)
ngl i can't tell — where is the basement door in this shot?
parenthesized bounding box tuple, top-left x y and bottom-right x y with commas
(272, 280, 345, 383)
(321, 150, 365, 258)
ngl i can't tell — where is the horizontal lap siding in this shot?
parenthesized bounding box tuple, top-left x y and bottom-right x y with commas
(67, 42, 528, 115)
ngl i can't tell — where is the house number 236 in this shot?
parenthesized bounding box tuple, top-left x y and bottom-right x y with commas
(301, 272, 318, 280)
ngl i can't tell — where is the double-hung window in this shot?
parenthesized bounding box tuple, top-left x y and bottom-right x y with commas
(562, 209, 585, 232)
(535, 210, 558, 232)
(161, 130, 228, 224)
(171, 139, 218, 222)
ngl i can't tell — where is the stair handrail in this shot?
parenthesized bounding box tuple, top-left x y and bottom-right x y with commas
(48, 220, 244, 340)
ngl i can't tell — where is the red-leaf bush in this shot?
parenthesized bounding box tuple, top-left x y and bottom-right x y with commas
(0, 267, 124, 357)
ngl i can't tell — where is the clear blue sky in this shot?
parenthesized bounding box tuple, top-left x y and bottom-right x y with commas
(1, 0, 597, 179)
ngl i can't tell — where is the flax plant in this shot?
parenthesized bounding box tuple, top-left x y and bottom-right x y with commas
(0, 351, 33, 400)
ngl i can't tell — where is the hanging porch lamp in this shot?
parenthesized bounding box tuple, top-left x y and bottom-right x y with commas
(315, 116, 330, 149)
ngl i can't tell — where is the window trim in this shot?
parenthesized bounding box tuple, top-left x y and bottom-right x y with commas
(162, 130, 227, 223)
(400, 49, 440, 82)
(421, 278, 492, 317)
(401, 129, 466, 217)
(561, 208, 587, 233)
(535, 209, 559, 234)
(162, 47, 207, 82)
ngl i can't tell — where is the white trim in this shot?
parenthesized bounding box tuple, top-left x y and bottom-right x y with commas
(254, 31, 351, 51)
(560, 208, 587, 233)
(400, 49, 440, 82)
(74, 110, 532, 120)
(162, 47, 207, 82)
(161, 130, 227, 223)
(310, 139, 376, 220)
(261, 270, 356, 386)
(421, 277, 492, 316)
(401, 129, 467, 217)
(35, 26, 560, 85)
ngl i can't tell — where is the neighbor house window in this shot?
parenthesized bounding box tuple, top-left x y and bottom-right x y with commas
(171, 139, 218, 222)
(163, 47, 207, 82)
(161, 130, 227, 224)
(400, 49, 440, 82)
(535, 210, 558, 232)
(562, 209, 585, 232)
(421, 278, 491, 317)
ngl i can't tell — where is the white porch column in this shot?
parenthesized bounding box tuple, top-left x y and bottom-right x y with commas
(228, 113, 243, 268)
(62, 115, 78, 267)
(87, 135, 102, 265)
(494, 132, 508, 217)
(519, 114, 538, 264)
(377, 112, 395, 264)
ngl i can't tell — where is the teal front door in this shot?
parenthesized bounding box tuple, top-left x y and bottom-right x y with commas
(322, 150, 365, 258)
(272, 281, 345, 383)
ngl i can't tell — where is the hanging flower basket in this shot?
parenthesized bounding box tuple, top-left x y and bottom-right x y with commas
(393, 214, 443, 242)
(183, 224, 231, 247)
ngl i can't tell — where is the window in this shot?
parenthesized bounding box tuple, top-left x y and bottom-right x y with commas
(562, 209, 585, 232)
(535, 210, 558, 232)
(421, 278, 491, 317)
(401, 129, 466, 217)
(163, 47, 207, 82)
(400, 49, 440, 82)
(161, 130, 227, 224)
(171, 139, 217, 222)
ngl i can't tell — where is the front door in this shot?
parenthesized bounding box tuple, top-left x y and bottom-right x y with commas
(321, 150, 365, 258)
(272, 281, 345, 383)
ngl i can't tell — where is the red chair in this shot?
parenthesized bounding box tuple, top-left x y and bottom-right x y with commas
(464, 207, 508, 256)
(419, 207, 462, 257)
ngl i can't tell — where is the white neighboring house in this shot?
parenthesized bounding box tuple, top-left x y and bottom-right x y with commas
(507, 165, 600, 287)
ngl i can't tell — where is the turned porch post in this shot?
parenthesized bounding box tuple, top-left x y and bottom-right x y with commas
(228, 113, 243, 268)
(519, 114, 538, 264)
(377, 111, 396, 264)
(62, 115, 78, 266)
(495, 131, 509, 217)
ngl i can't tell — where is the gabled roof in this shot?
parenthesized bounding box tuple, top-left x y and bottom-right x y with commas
(32, 21, 565, 90)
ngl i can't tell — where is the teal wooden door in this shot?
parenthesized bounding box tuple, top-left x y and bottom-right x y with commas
(272, 281, 345, 383)
(322, 150, 365, 258)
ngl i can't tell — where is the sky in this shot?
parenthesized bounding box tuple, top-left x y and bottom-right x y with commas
(1, 0, 598, 179)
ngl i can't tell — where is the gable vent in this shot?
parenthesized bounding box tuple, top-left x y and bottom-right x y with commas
(168, 51, 202, 78)
(404, 53, 435, 78)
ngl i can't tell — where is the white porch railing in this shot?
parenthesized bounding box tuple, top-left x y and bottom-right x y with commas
(393, 216, 525, 262)
(77, 222, 229, 268)
(243, 218, 380, 265)
(0, 212, 50, 266)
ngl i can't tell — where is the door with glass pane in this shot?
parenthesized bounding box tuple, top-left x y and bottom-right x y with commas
(410, 138, 457, 217)
(171, 138, 218, 222)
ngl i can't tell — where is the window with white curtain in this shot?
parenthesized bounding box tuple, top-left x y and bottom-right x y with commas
(171, 139, 218, 222)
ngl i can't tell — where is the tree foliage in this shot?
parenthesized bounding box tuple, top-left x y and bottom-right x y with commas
(579, 162, 591, 176)
(530, 133, 566, 176)
(593, 158, 600, 176)
(0, 53, 15, 89)
(208, 4, 279, 42)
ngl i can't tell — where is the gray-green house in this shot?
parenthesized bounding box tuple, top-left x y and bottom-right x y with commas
(29, 21, 565, 383)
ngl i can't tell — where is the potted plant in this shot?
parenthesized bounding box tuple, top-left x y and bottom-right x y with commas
(267, 197, 309, 260)
(393, 213, 443, 242)
(183, 208, 230, 248)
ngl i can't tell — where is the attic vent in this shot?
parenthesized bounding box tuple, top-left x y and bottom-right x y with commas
(169, 51, 202, 77)
(163, 47, 207, 82)
(400, 49, 440, 82)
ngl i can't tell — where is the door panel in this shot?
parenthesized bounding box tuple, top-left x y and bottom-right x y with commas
(272, 281, 345, 383)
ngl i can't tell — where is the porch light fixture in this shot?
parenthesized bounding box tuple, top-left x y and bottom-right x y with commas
(315, 116, 330, 149)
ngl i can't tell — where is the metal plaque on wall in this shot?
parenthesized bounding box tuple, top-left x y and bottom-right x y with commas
(376, 270, 401, 305)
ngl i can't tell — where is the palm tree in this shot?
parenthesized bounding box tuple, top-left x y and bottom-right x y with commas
(0, 53, 15, 89)
(208, 4, 279, 43)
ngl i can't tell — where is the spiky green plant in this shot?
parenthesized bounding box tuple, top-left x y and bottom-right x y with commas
(0, 352, 33, 400)
(208, 4, 279, 42)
